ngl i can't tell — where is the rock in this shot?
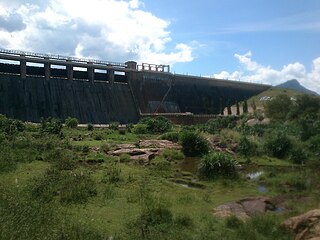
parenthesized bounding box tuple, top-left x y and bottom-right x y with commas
(115, 144, 136, 149)
(213, 196, 276, 220)
(213, 202, 249, 220)
(261, 118, 270, 125)
(246, 119, 261, 126)
(239, 197, 268, 215)
(108, 140, 181, 165)
(282, 209, 320, 240)
(138, 140, 181, 149)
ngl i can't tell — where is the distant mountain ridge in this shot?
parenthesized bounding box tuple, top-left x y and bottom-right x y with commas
(275, 79, 318, 95)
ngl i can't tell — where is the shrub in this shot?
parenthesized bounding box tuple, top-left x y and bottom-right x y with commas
(265, 94, 292, 120)
(40, 117, 62, 135)
(309, 135, 320, 157)
(87, 123, 94, 131)
(133, 124, 148, 134)
(160, 132, 180, 143)
(199, 152, 238, 179)
(64, 117, 78, 128)
(264, 132, 292, 158)
(139, 116, 172, 134)
(237, 136, 257, 157)
(238, 123, 266, 137)
(205, 116, 237, 134)
(180, 131, 209, 157)
(109, 122, 119, 130)
(289, 147, 307, 165)
(0, 114, 25, 136)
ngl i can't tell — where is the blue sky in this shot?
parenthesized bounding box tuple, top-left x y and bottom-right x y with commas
(0, 0, 319, 92)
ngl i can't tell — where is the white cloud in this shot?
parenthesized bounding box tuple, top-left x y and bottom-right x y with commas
(0, 0, 193, 65)
(214, 52, 320, 94)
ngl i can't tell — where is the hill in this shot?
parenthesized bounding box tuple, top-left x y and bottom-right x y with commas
(275, 79, 318, 96)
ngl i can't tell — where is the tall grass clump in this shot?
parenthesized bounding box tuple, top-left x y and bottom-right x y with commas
(199, 152, 238, 179)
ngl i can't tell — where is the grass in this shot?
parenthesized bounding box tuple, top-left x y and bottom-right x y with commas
(238, 155, 298, 167)
(1, 122, 319, 239)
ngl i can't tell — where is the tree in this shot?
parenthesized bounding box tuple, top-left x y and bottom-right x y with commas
(265, 94, 292, 120)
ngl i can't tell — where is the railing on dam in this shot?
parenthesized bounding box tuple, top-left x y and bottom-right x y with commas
(0, 48, 127, 68)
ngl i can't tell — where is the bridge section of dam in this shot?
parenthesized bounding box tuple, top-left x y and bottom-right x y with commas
(0, 49, 270, 124)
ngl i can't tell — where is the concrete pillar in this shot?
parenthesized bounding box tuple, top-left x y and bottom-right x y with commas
(67, 60, 73, 80)
(20, 55, 26, 79)
(87, 62, 94, 83)
(125, 61, 137, 70)
(44, 57, 51, 81)
(108, 69, 114, 84)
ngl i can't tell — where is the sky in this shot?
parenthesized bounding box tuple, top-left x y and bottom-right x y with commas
(0, 0, 320, 93)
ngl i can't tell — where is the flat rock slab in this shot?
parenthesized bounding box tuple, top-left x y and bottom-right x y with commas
(138, 140, 181, 149)
(213, 202, 249, 220)
(108, 140, 181, 165)
(213, 196, 275, 220)
(282, 209, 320, 240)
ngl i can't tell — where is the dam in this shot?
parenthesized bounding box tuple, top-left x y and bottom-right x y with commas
(0, 49, 270, 124)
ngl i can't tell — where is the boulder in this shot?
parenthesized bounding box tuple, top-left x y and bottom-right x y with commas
(282, 209, 320, 240)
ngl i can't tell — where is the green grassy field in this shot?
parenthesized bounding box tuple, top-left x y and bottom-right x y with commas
(1, 112, 319, 239)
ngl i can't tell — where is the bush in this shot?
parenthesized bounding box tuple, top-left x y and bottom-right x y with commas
(109, 122, 119, 130)
(265, 94, 292, 120)
(133, 124, 148, 134)
(87, 123, 94, 131)
(160, 132, 180, 143)
(40, 117, 62, 135)
(199, 152, 238, 179)
(64, 117, 78, 128)
(237, 136, 257, 157)
(309, 135, 320, 157)
(180, 131, 209, 157)
(264, 132, 292, 158)
(289, 147, 307, 165)
(0, 114, 25, 136)
(139, 116, 172, 134)
(205, 116, 237, 134)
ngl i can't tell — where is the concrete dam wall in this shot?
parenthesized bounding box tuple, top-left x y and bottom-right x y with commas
(0, 49, 270, 123)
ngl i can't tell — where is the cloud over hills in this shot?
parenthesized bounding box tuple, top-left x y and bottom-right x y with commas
(0, 0, 193, 65)
(214, 52, 320, 94)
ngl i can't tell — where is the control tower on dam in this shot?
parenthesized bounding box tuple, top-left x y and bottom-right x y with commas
(0, 49, 270, 124)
